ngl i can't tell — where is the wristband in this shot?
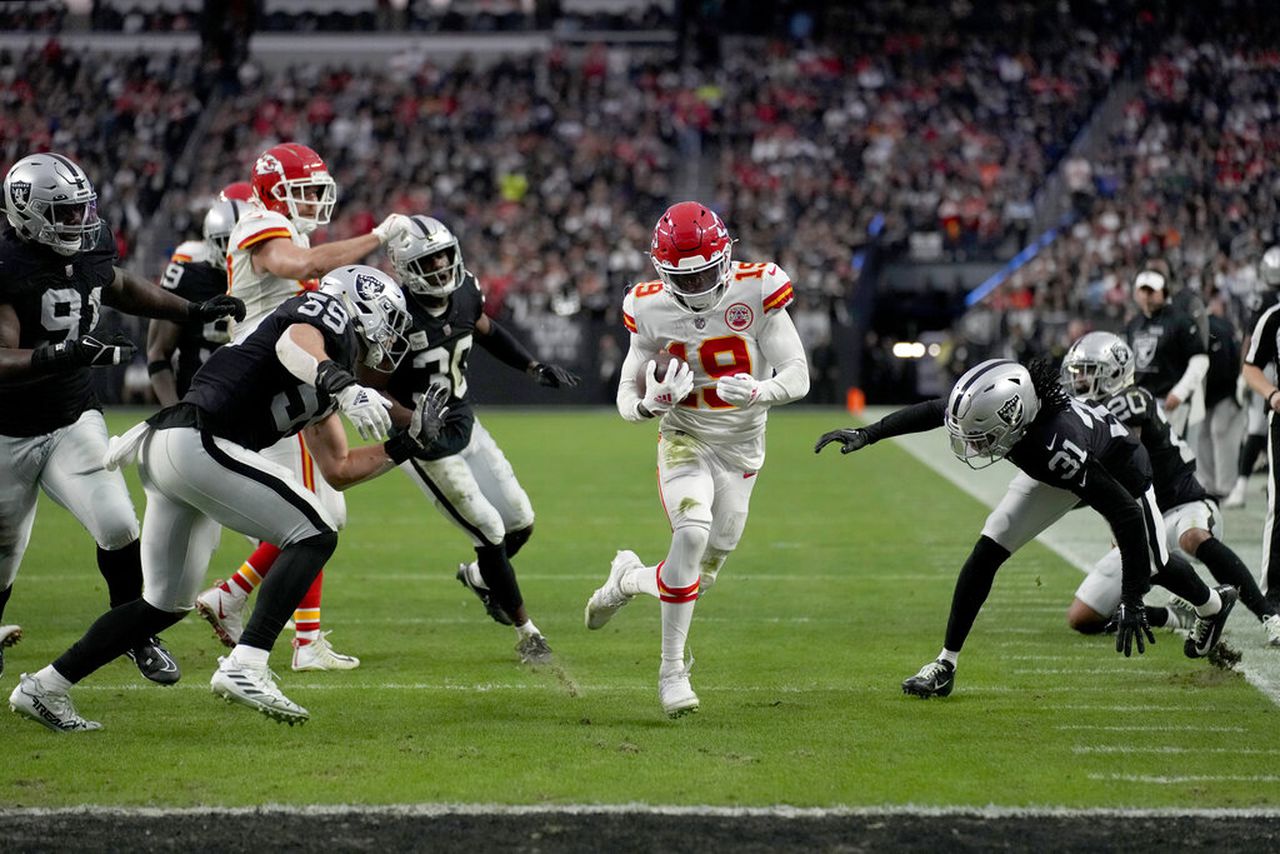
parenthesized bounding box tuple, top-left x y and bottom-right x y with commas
(315, 360, 357, 396)
(1269, 389, 1280, 407)
(148, 360, 173, 376)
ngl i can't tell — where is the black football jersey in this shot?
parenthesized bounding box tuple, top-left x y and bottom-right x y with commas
(171, 290, 359, 451)
(1125, 306, 1206, 397)
(159, 258, 231, 397)
(1008, 399, 1150, 498)
(387, 272, 484, 458)
(1098, 385, 1205, 509)
(0, 223, 118, 437)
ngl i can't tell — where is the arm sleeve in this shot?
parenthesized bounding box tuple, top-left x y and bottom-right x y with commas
(1074, 463, 1151, 601)
(860, 399, 948, 444)
(754, 309, 810, 406)
(1169, 353, 1210, 402)
(477, 318, 536, 372)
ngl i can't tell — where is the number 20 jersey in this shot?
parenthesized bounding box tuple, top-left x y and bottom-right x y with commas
(178, 291, 358, 451)
(622, 260, 795, 468)
(0, 222, 117, 437)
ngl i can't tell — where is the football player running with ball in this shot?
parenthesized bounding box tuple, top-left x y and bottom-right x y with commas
(9, 266, 442, 731)
(584, 202, 809, 717)
(378, 216, 579, 665)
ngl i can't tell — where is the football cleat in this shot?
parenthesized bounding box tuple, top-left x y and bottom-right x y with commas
(456, 563, 513, 626)
(125, 635, 180, 685)
(1263, 614, 1280, 647)
(195, 582, 245, 648)
(1185, 586, 1239, 659)
(584, 550, 641, 630)
(1165, 596, 1198, 632)
(210, 656, 308, 725)
(659, 656, 699, 718)
(291, 632, 360, 671)
(0, 624, 22, 679)
(515, 631, 553, 665)
(902, 658, 955, 699)
(9, 673, 102, 733)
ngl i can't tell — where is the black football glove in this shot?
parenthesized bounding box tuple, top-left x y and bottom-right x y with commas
(1114, 599, 1155, 657)
(529, 362, 580, 389)
(814, 427, 870, 455)
(32, 333, 136, 373)
(190, 294, 246, 323)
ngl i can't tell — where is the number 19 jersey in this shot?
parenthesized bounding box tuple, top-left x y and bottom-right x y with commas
(622, 261, 795, 469)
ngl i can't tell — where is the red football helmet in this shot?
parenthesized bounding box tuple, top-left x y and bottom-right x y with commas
(219, 181, 254, 202)
(250, 143, 336, 235)
(650, 201, 733, 312)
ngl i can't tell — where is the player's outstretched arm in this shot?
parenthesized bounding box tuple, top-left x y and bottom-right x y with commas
(475, 314, 580, 388)
(815, 398, 947, 454)
(106, 266, 245, 323)
(254, 215, 407, 282)
(146, 318, 181, 406)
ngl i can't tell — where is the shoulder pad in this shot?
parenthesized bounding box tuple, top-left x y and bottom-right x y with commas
(170, 239, 209, 266)
(229, 209, 295, 252)
(622, 281, 662, 333)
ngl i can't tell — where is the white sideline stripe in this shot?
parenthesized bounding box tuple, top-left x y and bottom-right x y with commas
(1089, 774, 1280, 784)
(880, 421, 1280, 708)
(1056, 724, 1246, 733)
(9, 804, 1280, 819)
(1075, 746, 1280, 755)
(1011, 668, 1167, 676)
(1055, 704, 1219, 712)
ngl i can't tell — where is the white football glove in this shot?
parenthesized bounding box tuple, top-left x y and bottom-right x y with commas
(641, 358, 694, 415)
(716, 372, 761, 408)
(372, 213, 412, 246)
(335, 384, 393, 441)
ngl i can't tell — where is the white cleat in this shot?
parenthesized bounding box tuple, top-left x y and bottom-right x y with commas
(291, 632, 360, 671)
(1263, 614, 1280, 647)
(585, 550, 641, 630)
(659, 656, 699, 718)
(9, 673, 102, 733)
(211, 656, 309, 725)
(195, 582, 245, 648)
(1223, 479, 1249, 509)
(515, 631, 553, 665)
(0, 624, 22, 678)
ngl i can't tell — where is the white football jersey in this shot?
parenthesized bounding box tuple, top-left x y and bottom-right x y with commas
(622, 260, 795, 468)
(225, 208, 315, 343)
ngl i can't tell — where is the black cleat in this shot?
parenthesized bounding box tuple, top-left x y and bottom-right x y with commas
(126, 635, 181, 685)
(1185, 586, 1238, 659)
(902, 658, 955, 698)
(456, 563, 513, 626)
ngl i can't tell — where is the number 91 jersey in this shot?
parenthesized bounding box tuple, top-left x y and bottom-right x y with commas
(181, 290, 358, 451)
(622, 260, 795, 464)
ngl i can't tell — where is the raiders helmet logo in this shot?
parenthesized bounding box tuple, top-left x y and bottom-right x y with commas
(354, 273, 384, 300)
(253, 153, 282, 177)
(9, 180, 30, 208)
(724, 303, 754, 332)
(1133, 336, 1157, 368)
(995, 394, 1023, 427)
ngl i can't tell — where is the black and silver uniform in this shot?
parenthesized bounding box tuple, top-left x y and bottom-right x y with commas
(1099, 385, 1205, 509)
(1245, 301, 1280, 372)
(387, 271, 484, 459)
(1006, 398, 1150, 498)
(1125, 305, 1206, 398)
(0, 222, 117, 437)
(152, 290, 358, 451)
(159, 258, 231, 397)
(1204, 314, 1240, 409)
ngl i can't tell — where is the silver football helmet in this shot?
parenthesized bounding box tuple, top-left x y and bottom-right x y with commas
(203, 198, 246, 261)
(1261, 246, 1280, 289)
(318, 265, 412, 372)
(945, 359, 1041, 469)
(1060, 331, 1135, 403)
(4, 152, 100, 255)
(387, 215, 464, 303)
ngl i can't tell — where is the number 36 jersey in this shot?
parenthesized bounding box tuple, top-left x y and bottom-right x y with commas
(622, 260, 795, 469)
(175, 290, 358, 451)
(0, 222, 117, 437)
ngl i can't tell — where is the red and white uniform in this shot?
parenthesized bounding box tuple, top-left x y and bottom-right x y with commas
(225, 208, 315, 344)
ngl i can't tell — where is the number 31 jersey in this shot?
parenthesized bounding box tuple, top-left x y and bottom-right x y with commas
(622, 260, 795, 467)
(178, 290, 358, 451)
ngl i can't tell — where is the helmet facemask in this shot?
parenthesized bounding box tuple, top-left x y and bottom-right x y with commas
(274, 175, 336, 235)
(401, 242, 463, 306)
(653, 246, 732, 313)
(355, 292, 411, 373)
(945, 407, 1028, 470)
(1059, 333, 1134, 403)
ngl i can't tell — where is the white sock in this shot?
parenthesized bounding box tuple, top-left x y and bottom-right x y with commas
(230, 644, 270, 667)
(938, 648, 959, 666)
(661, 600, 696, 669)
(620, 562, 660, 598)
(1195, 588, 1223, 617)
(515, 619, 541, 638)
(36, 664, 73, 692)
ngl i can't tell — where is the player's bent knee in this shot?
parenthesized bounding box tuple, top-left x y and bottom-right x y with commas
(1179, 528, 1211, 556)
(504, 524, 533, 558)
(1067, 599, 1108, 634)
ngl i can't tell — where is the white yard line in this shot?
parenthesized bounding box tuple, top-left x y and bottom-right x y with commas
(1074, 746, 1280, 755)
(872, 409, 1280, 706)
(1055, 724, 1245, 732)
(1089, 774, 1280, 784)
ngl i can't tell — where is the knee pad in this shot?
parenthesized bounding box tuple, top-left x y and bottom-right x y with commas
(662, 523, 710, 588)
(504, 524, 533, 558)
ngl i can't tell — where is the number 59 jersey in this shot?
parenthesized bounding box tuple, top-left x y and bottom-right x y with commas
(179, 290, 358, 451)
(622, 260, 795, 468)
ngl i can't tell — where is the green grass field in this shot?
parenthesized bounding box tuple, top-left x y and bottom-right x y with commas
(2, 408, 1277, 809)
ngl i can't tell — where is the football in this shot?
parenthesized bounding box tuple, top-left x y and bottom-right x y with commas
(637, 354, 690, 397)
